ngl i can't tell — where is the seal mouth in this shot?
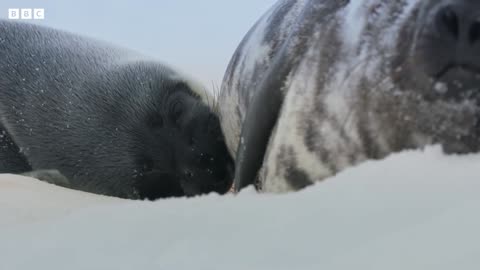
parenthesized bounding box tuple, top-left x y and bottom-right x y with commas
(435, 63, 480, 80)
(431, 64, 480, 101)
(429, 64, 480, 154)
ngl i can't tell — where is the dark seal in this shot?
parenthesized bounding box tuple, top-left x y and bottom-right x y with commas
(0, 20, 234, 200)
(220, 0, 480, 193)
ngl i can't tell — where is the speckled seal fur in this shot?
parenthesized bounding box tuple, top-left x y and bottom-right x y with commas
(220, 0, 480, 192)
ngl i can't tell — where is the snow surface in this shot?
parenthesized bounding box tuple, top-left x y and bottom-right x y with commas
(1, 146, 479, 270)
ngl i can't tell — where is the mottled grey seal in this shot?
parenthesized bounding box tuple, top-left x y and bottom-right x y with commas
(0, 20, 234, 200)
(220, 0, 480, 192)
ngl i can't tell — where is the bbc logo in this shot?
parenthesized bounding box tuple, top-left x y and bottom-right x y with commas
(8, 8, 45, 20)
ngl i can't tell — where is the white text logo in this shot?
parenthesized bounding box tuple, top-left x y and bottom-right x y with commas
(8, 9, 45, 20)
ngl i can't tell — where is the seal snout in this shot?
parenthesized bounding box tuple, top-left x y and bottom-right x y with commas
(430, 2, 480, 73)
(434, 4, 480, 46)
(179, 156, 234, 196)
(416, 1, 480, 99)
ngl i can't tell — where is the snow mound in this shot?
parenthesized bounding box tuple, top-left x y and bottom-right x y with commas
(0, 146, 479, 270)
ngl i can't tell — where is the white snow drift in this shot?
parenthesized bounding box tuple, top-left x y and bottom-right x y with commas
(0, 146, 479, 270)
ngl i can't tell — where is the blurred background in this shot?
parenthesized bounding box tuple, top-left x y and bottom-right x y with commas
(0, 0, 277, 88)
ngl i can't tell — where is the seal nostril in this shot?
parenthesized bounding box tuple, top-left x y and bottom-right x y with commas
(437, 6, 459, 40)
(469, 21, 480, 44)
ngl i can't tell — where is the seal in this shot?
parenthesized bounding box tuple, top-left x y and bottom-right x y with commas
(219, 0, 480, 193)
(0, 20, 234, 200)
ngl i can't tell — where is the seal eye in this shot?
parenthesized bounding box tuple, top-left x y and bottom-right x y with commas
(170, 100, 184, 122)
(147, 115, 164, 129)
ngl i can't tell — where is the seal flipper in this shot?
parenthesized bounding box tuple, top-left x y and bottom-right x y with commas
(0, 124, 70, 187)
(0, 124, 31, 173)
(22, 170, 71, 187)
(233, 35, 302, 192)
(232, 5, 325, 192)
(233, 70, 284, 192)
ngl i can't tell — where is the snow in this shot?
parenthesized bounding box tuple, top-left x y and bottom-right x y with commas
(1, 146, 479, 270)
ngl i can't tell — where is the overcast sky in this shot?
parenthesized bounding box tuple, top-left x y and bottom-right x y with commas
(0, 0, 277, 87)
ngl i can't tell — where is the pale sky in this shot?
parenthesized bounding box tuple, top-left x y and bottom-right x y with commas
(0, 0, 277, 87)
